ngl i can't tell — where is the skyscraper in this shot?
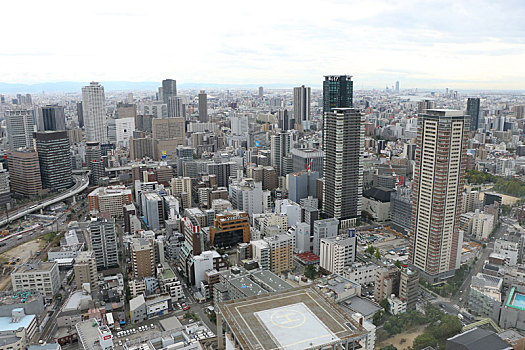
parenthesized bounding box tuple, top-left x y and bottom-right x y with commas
(323, 75, 353, 114)
(293, 85, 311, 125)
(271, 131, 292, 177)
(322, 108, 364, 226)
(5, 108, 35, 150)
(168, 96, 185, 118)
(162, 79, 177, 104)
(89, 217, 118, 269)
(258, 86, 264, 98)
(395, 81, 400, 92)
(409, 109, 469, 282)
(82, 82, 107, 143)
(37, 105, 66, 131)
(466, 97, 481, 131)
(7, 149, 42, 197)
(34, 131, 73, 191)
(86, 141, 106, 185)
(198, 90, 208, 123)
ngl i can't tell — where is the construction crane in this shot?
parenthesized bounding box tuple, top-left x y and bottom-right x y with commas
(386, 159, 403, 189)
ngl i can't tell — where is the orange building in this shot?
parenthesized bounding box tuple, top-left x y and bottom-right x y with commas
(210, 212, 250, 248)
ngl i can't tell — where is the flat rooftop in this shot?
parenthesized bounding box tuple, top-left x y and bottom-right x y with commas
(219, 286, 366, 350)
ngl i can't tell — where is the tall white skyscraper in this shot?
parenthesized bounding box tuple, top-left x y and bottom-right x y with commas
(82, 82, 107, 143)
(409, 109, 469, 282)
(293, 85, 311, 125)
(5, 108, 35, 150)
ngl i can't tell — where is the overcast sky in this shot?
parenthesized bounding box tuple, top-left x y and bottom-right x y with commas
(2, 0, 524, 89)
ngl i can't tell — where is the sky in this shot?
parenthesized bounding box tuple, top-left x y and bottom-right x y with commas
(1, 0, 525, 90)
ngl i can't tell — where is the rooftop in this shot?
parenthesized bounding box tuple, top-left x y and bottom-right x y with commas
(447, 327, 512, 350)
(219, 286, 366, 350)
(0, 313, 35, 332)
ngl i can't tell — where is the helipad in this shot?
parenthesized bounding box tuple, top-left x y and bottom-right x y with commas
(218, 286, 367, 350)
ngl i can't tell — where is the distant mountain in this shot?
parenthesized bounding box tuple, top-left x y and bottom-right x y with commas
(0, 81, 299, 94)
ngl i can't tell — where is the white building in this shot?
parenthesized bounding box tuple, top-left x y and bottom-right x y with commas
(275, 199, 301, 227)
(229, 179, 264, 216)
(82, 82, 107, 143)
(494, 239, 520, 266)
(11, 262, 60, 297)
(387, 294, 407, 315)
(252, 240, 270, 270)
(193, 251, 214, 287)
(351, 313, 376, 350)
(313, 218, 339, 256)
(471, 209, 494, 241)
(292, 222, 310, 253)
(5, 108, 35, 150)
(343, 262, 379, 286)
(319, 235, 357, 275)
(115, 117, 135, 148)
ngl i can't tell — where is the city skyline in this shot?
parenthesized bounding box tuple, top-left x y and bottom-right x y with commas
(1, 0, 524, 90)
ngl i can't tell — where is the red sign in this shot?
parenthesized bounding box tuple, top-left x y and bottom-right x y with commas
(103, 335, 112, 341)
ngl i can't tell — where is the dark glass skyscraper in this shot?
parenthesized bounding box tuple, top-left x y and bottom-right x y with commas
(162, 79, 177, 104)
(466, 97, 481, 131)
(34, 131, 72, 191)
(323, 75, 353, 114)
(38, 105, 66, 131)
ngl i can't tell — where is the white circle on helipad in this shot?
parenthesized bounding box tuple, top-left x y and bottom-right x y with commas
(270, 309, 306, 329)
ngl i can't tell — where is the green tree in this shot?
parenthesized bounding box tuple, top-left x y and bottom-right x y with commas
(394, 260, 402, 268)
(305, 264, 318, 280)
(380, 346, 398, 350)
(374, 248, 381, 260)
(380, 299, 390, 312)
(412, 333, 437, 350)
(366, 245, 375, 255)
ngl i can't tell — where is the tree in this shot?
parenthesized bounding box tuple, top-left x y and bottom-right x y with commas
(373, 310, 385, 325)
(412, 333, 437, 350)
(380, 299, 390, 312)
(380, 346, 397, 350)
(366, 245, 375, 255)
(374, 248, 381, 260)
(394, 260, 402, 268)
(305, 264, 318, 280)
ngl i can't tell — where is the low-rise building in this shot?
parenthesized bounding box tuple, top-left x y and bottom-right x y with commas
(468, 273, 502, 320)
(129, 294, 146, 324)
(0, 308, 37, 350)
(88, 185, 132, 218)
(343, 262, 379, 286)
(11, 261, 60, 298)
(319, 234, 357, 275)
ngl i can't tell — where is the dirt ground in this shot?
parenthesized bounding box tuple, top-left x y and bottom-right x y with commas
(0, 239, 45, 290)
(377, 325, 426, 350)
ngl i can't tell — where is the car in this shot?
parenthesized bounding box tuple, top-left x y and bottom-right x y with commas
(151, 324, 155, 329)
(183, 305, 190, 311)
(132, 329, 136, 334)
(118, 341, 122, 346)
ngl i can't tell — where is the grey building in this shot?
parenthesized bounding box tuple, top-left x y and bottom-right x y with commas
(271, 131, 292, 177)
(447, 328, 512, 350)
(85, 141, 106, 185)
(207, 160, 237, 188)
(293, 85, 311, 125)
(198, 90, 208, 123)
(5, 108, 34, 150)
(391, 187, 412, 235)
(322, 108, 364, 224)
(162, 79, 177, 104)
(34, 131, 72, 191)
(11, 262, 60, 298)
(37, 105, 66, 131)
(287, 171, 319, 204)
(89, 217, 118, 270)
(467, 97, 481, 131)
(313, 218, 339, 256)
(291, 148, 324, 176)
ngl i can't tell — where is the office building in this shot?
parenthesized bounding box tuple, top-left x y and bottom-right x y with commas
(265, 233, 293, 274)
(88, 185, 132, 218)
(323, 75, 353, 114)
(322, 108, 364, 225)
(0, 309, 38, 350)
(258, 86, 263, 97)
(151, 117, 185, 159)
(270, 131, 291, 176)
(130, 137, 154, 160)
(131, 238, 155, 279)
(198, 90, 208, 123)
(82, 82, 107, 143)
(162, 79, 177, 104)
(293, 85, 311, 125)
(467, 97, 481, 131)
(85, 141, 105, 185)
(74, 251, 98, 289)
(409, 109, 469, 282)
(209, 212, 250, 247)
(7, 149, 42, 197)
(229, 179, 266, 216)
(115, 117, 135, 148)
(313, 218, 339, 256)
(319, 234, 357, 275)
(217, 285, 368, 350)
(287, 171, 319, 204)
(37, 105, 66, 131)
(0, 165, 10, 205)
(34, 131, 72, 192)
(290, 148, 324, 176)
(11, 262, 60, 297)
(417, 99, 435, 113)
(207, 161, 237, 188)
(5, 108, 34, 150)
(141, 192, 164, 230)
(168, 95, 184, 118)
(374, 266, 401, 304)
(390, 187, 412, 235)
(399, 268, 419, 311)
(89, 217, 118, 270)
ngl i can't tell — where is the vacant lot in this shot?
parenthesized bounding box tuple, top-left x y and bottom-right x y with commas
(0, 239, 45, 290)
(377, 325, 425, 350)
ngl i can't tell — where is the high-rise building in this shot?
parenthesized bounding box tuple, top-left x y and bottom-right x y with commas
(131, 238, 155, 279)
(277, 109, 294, 131)
(7, 149, 42, 197)
(168, 96, 185, 118)
(85, 141, 106, 185)
(270, 131, 291, 177)
(162, 79, 177, 104)
(37, 105, 66, 131)
(0, 164, 10, 205)
(5, 108, 34, 150)
(198, 90, 208, 123)
(395, 81, 400, 92)
(34, 131, 72, 192)
(322, 75, 353, 114)
(82, 82, 107, 143)
(293, 85, 311, 125)
(322, 108, 364, 224)
(89, 217, 119, 270)
(209, 212, 250, 247)
(265, 233, 293, 274)
(409, 109, 469, 281)
(76, 102, 84, 128)
(319, 234, 357, 275)
(399, 268, 419, 311)
(467, 97, 481, 131)
(258, 86, 263, 98)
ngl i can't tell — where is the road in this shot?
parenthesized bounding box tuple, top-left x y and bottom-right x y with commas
(0, 174, 89, 228)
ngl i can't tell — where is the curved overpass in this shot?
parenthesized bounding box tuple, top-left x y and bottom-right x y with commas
(0, 174, 90, 227)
